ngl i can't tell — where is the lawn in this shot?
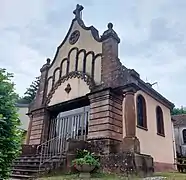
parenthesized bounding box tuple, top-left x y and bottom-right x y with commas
(38, 172, 186, 180)
(39, 173, 127, 180)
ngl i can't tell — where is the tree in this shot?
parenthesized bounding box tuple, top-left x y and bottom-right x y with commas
(171, 106, 186, 115)
(0, 68, 22, 179)
(17, 76, 40, 104)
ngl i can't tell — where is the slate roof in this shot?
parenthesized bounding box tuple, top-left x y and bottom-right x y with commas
(172, 114, 186, 127)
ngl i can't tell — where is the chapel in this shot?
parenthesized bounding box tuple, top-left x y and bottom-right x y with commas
(24, 4, 176, 173)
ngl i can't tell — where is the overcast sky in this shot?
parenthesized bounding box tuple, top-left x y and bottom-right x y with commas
(0, 0, 186, 107)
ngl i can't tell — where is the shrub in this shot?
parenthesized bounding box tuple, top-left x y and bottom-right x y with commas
(72, 149, 100, 168)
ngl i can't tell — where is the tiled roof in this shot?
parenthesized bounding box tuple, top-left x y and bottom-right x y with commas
(172, 114, 186, 127)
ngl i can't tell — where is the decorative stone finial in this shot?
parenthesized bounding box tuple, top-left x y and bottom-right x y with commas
(46, 58, 51, 65)
(108, 23, 113, 29)
(40, 58, 51, 72)
(101, 22, 120, 43)
(73, 4, 84, 19)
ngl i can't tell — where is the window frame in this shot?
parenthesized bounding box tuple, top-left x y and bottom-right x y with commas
(182, 129, 186, 144)
(156, 106, 165, 137)
(136, 94, 147, 130)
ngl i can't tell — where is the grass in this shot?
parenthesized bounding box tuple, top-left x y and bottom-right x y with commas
(39, 172, 139, 180)
(154, 172, 186, 180)
(38, 172, 186, 180)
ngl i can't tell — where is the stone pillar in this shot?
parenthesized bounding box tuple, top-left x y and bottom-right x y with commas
(34, 58, 50, 108)
(28, 108, 49, 145)
(27, 58, 51, 145)
(101, 23, 125, 89)
(121, 87, 140, 153)
(88, 89, 123, 154)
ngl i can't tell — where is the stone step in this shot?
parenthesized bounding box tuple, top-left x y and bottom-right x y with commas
(13, 159, 62, 167)
(11, 154, 66, 179)
(14, 155, 65, 162)
(16, 156, 41, 160)
(12, 168, 39, 174)
(13, 160, 39, 164)
(12, 164, 40, 169)
(10, 174, 34, 179)
(13, 162, 40, 167)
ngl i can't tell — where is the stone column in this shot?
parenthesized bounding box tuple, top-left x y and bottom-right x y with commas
(28, 108, 49, 145)
(101, 23, 124, 89)
(121, 87, 140, 153)
(27, 58, 51, 145)
(87, 89, 123, 154)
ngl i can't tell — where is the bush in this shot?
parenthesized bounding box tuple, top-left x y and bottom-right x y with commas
(72, 149, 100, 168)
(76, 149, 89, 158)
(0, 69, 22, 179)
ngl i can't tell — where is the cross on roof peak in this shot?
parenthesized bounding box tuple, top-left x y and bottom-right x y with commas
(73, 4, 84, 19)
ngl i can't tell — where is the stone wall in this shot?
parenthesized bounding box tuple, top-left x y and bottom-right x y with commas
(88, 89, 123, 142)
(29, 109, 49, 145)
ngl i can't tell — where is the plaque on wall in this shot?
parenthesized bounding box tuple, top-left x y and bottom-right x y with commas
(69, 30, 80, 45)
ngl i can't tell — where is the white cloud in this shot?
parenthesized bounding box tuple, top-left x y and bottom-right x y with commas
(0, 0, 185, 107)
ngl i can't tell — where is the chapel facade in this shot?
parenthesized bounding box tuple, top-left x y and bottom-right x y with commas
(26, 4, 176, 172)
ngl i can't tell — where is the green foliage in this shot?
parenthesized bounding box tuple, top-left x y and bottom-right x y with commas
(171, 107, 186, 115)
(0, 68, 22, 179)
(17, 96, 30, 104)
(76, 149, 90, 158)
(17, 76, 40, 104)
(21, 130, 27, 143)
(72, 150, 100, 168)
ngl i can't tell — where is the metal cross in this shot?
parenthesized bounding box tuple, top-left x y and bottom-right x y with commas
(73, 4, 84, 19)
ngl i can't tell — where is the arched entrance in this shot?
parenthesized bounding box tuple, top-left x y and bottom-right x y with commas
(46, 96, 90, 154)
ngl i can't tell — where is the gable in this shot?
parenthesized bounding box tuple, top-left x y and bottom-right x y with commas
(46, 19, 102, 98)
(30, 4, 174, 115)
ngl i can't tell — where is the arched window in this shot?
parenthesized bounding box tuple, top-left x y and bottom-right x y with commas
(182, 129, 186, 144)
(137, 95, 147, 129)
(156, 106, 165, 136)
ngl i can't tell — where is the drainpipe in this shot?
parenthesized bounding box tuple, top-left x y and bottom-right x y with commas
(177, 126, 182, 156)
(171, 123, 176, 165)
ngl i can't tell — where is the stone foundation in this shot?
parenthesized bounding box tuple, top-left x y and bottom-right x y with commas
(121, 136, 140, 153)
(99, 153, 153, 177)
(87, 139, 121, 155)
(154, 162, 176, 172)
(65, 139, 154, 176)
(64, 151, 154, 176)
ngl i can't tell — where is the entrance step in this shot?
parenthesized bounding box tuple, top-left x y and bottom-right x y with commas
(10, 174, 34, 179)
(10, 154, 66, 179)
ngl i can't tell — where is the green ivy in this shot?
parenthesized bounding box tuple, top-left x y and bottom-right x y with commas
(0, 68, 22, 179)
